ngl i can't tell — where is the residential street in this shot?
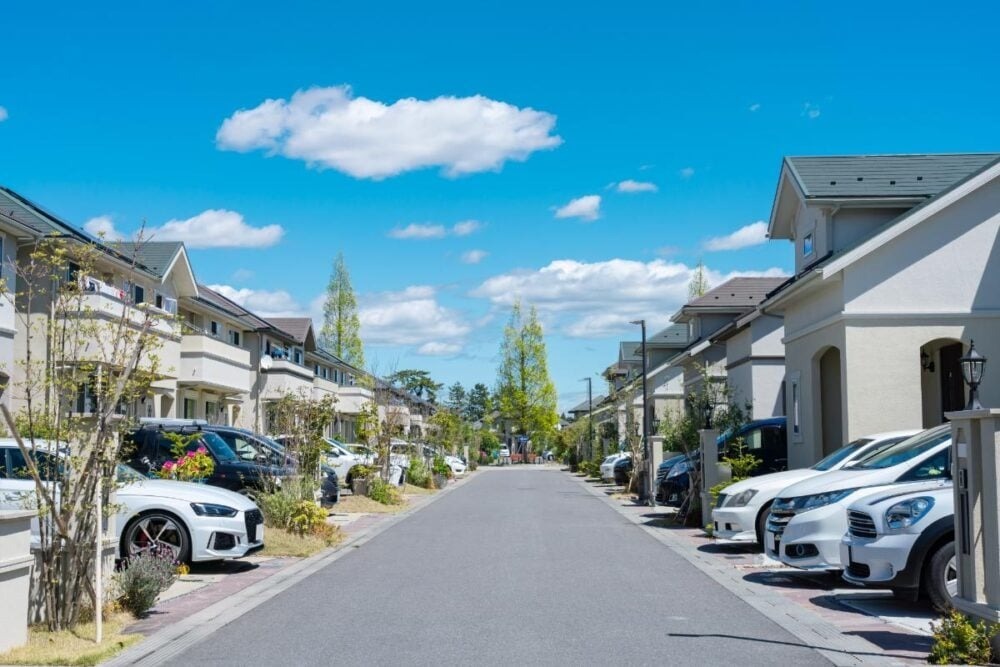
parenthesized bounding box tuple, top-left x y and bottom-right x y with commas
(163, 468, 828, 666)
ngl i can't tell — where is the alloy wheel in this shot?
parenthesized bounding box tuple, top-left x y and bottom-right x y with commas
(127, 514, 187, 561)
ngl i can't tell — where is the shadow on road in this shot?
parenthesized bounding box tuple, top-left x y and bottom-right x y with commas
(844, 630, 933, 653)
(667, 632, 922, 661)
(743, 570, 840, 591)
(188, 560, 260, 576)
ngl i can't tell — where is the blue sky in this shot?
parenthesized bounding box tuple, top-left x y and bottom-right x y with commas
(1, 1, 998, 410)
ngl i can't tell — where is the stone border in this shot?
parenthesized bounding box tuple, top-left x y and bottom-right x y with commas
(568, 472, 909, 667)
(103, 472, 476, 667)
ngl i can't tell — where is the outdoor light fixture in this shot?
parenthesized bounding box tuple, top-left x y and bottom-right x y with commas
(702, 400, 714, 430)
(960, 340, 987, 410)
(920, 350, 935, 373)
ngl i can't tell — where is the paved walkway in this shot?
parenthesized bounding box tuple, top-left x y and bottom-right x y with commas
(158, 467, 830, 666)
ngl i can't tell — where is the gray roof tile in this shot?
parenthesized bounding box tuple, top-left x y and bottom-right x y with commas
(786, 153, 1000, 199)
(686, 277, 786, 309)
(110, 241, 182, 279)
(267, 317, 314, 345)
(195, 284, 273, 330)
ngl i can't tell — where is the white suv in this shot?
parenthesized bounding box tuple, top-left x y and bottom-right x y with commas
(713, 431, 917, 545)
(766, 425, 951, 570)
(840, 482, 955, 609)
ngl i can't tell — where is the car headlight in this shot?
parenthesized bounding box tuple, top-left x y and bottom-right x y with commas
(793, 488, 858, 512)
(190, 502, 238, 518)
(885, 496, 935, 531)
(728, 489, 758, 508)
(666, 461, 690, 479)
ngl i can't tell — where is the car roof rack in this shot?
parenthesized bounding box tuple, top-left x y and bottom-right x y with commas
(138, 417, 208, 431)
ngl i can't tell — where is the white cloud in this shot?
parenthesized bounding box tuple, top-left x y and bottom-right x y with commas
(472, 258, 786, 339)
(803, 102, 821, 119)
(208, 284, 308, 318)
(679, 167, 695, 179)
(615, 180, 658, 194)
(451, 220, 482, 236)
(359, 285, 471, 356)
(554, 195, 601, 222)
(417, 341, 463, 356)
(148, 210, 283, 248)
(0, 106, 8, 122)
(749, 103, 761, 112)
(216, 85, 562, 180)
(388, 223, 447, 240)
(705, 221, 769, 251)
(461, 249, 488, 264)
(84, 215, 124, 241)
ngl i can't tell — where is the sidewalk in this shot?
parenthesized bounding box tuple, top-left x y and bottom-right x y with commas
(570, 472, 934, 666)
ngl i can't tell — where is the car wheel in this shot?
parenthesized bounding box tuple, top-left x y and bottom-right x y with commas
(924, 540, 957, 611)
(122, 511, 191, 564)
(755, 502, 773, 546)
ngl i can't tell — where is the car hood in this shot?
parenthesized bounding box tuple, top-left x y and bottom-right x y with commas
(722, 468, 823, 495)
(776, 468, 911, 498)
(850, 480, 953, 511)
(120, 478, 258, 510)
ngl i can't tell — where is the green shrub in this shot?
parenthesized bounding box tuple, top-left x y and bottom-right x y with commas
(468, 459, 478, 471)
(289, 500, 328, 535)
(258, 479, 317, 530)
(407, 457, 432, 488)
(929, 609, 996, 664)
(432, 456, 453, 479)
(114, 551, 177, 616)
(349, 464, 374, 481)
(367, 476, 403, 505)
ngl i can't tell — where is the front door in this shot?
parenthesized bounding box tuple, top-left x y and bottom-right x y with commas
(939, 343, 965, 420)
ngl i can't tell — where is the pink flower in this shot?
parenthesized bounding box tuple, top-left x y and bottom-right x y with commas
(162, 461, 175, 471)
(196, 446, 208, 454)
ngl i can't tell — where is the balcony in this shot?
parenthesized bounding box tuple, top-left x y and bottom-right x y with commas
(335, 385, 373, 415)
(260, 359, 314, 400)
(179, 334, 252, 394)
(312, 375, 339, 401)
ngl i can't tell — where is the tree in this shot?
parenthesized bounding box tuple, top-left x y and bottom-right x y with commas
(688, 259, 710, 299)
(495, 301, 558, 458)
(5, 235, 165, 630)
(465, 383, 491, 422)
(319, 252, 364, 367)
(387, 369, 442, 403)
(446, 382, 467, 413)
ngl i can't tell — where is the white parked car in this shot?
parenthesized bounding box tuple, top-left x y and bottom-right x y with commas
(712, 431, 918, 544)
(444, 455, 467, 476)
(840, 481, 955, 609)
(766, 425, 951, 570)
(600, 453, 627, 483)
(0, 439, 264, 563)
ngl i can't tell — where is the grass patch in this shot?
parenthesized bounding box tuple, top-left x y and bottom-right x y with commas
(0, 612, 141, 666)
(403, 483, 436, 495)
(262, 525, 343, 558)
(335, 494, 407, 514)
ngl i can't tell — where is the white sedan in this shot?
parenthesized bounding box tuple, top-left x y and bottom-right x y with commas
(600, 453, 627, 483)
(0, 439, 264, 563)
(445, 455, 467, 476)
(712, 431, 917, 545)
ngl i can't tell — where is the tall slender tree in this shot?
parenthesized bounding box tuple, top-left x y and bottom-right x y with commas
(495, 300, 558, 457)
(688, 259, 710, 299)
(320, 252, 365, 367)
(446, 382, 467, 413)
(466, 382, 492, 422)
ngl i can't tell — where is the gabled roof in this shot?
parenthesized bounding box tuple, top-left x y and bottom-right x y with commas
(110, 241, 181, 278)
(647, 323, 690, 346)
(267, 317, 316, 350)
(785, 153, 999, 199)
(194, 284, 273, 330)
(683, 277, 786, 310)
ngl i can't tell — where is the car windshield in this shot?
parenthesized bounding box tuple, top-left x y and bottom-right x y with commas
(196, 431, 239, 462)
(116, 463, 147, 482)
(846, 427, 950, 470)
(811, 438, 873, 471)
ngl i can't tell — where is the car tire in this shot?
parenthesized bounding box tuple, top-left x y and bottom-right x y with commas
(121, 511, 192, 564)
(924, 540, 957, 611)
(755, 502, 773, 546)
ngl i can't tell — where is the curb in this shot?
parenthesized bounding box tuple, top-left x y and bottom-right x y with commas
(103, 473, 476, 667)
(568, 473, 911, 667)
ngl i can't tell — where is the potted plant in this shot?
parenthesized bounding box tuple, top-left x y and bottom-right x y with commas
(432, 456, 452, 489)
(158, 446, 214, 483)
(349, 464, 373, 495)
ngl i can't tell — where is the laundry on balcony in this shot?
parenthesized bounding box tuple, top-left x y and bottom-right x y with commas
(79, 275, 126, 300)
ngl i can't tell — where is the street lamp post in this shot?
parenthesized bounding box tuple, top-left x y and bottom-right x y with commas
(629, 319, 652, 506)
(580, 377, 594, 462)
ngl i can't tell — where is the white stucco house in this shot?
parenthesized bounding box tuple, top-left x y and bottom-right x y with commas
(709, 309, 786, 420)
(761, 153, 1000, 467)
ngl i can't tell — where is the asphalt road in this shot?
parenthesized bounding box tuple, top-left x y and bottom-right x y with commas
(164, 469, 829, 666)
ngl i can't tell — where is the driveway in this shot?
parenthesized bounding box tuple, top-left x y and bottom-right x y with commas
(162, 468, 829, 666)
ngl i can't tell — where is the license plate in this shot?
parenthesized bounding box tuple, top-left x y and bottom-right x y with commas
(256, 523, 264, 544)
(765, 531, 780, 556)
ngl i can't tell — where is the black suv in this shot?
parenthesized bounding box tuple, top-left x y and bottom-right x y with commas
(124, 421, 293, 498)
(205, 425, 339, 503)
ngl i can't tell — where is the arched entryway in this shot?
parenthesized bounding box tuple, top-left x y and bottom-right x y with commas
(920, 338, 965, 427)
(816, 346, 843, 457)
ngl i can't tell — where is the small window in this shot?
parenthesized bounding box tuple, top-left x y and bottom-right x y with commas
(265, 340, 271, 355)
(229, 331, 241, 347)
(133, 285, 145, 304)
(294, 349, 303, 364)
(210, 321, 219, 336)
(803, 233, 814, 257)
(789, 373, 802, 441)
(183, 398, 196, 419)
(155, 293, 163, 309)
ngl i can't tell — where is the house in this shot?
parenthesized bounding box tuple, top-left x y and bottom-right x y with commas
(670, 277, 785, 411)
(709, 308, 786, 420)
(761, 153, 1000, 467)
(0, 205, 45, 408)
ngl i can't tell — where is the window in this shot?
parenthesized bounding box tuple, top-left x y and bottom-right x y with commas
(210, 321, 219, 336)
(155, 293, 163, 309)
(789, 373, 801, 441)
(133, 284, 145, 304)
(205, 401, 219, 422)
(183, 398, 196, 419)
(265, 340, 271, 355)
(294, 348, 303, 364)
(898, 449, 951, 482)
(803, 233, 814, 257)
(229, 330, 241, 347)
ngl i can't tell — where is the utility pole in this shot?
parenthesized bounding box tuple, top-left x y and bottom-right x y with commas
(630, 319, 652, 506)
(581, 377, 594, 461)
